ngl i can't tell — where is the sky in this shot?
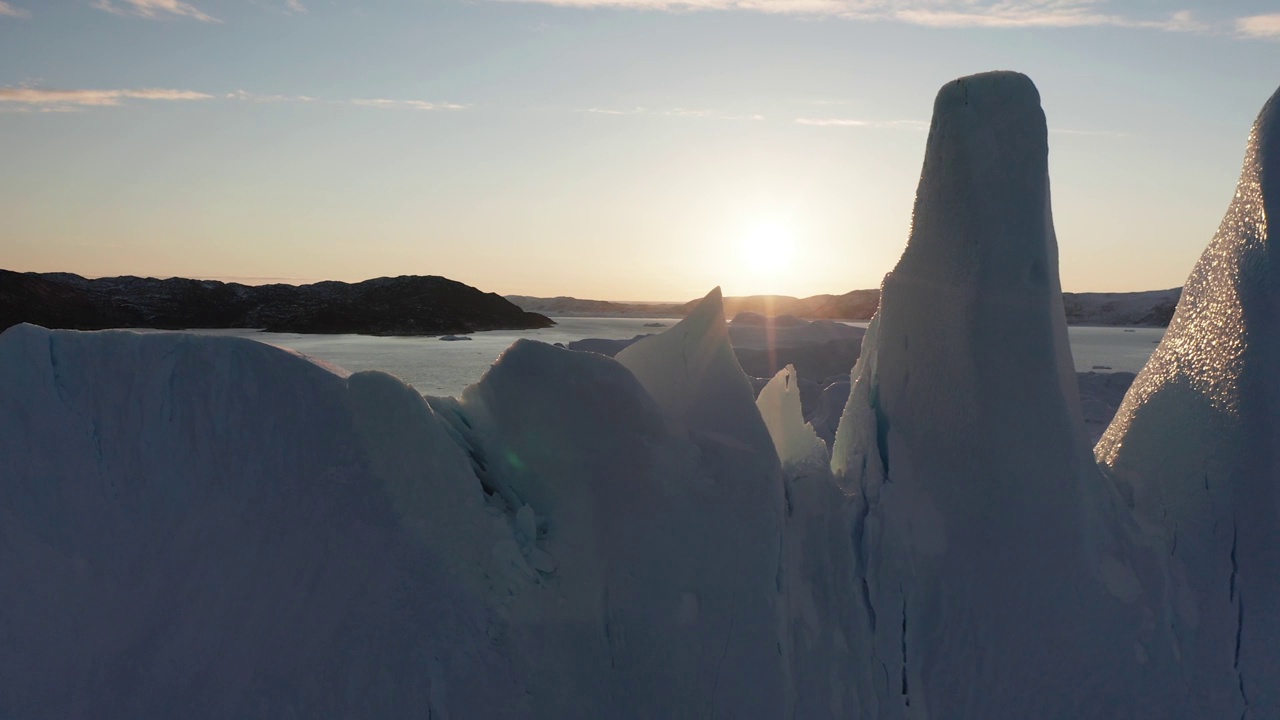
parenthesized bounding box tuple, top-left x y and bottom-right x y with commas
(1, 1, 1278, 301)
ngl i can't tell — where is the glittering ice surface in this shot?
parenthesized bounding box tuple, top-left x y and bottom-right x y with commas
(1097, 83, 1280, 718)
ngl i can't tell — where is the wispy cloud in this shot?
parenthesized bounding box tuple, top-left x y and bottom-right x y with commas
(285, 0, 306, 13)
(498, 0, 1208, 33)
(227, 89, 319, 103)
(0, 1, 29, 18)
(891, 4, 1203, 31)
(1237, 13, 1280, 38)
(92, 0, 219, 22)
(583, 106, 763, 121)
(795, 117, 928, 129)
(584, 107, 645, 115)
(350, 98, 468, 111)
(229, 93, 467, 110)
(0, 87, 214, 111)
(0, 87, 469, 114)
(664, 107, 763, 120)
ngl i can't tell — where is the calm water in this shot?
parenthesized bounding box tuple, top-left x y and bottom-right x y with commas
(195, 319, 1165, 398)
(196, 317, 676, 397)
(1067, 326, 1165, 374)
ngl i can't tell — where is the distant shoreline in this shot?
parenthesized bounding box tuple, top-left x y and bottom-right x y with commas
(508, 287, 1182, 327)
(0, 270, 554, 337)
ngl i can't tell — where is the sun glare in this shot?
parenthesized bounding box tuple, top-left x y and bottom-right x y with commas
(740, 221, 796, 276)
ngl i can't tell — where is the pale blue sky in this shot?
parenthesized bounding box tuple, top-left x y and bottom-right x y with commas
(1, 0, 1278, 300)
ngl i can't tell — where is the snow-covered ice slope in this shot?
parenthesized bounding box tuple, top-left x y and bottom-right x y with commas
(1097, 83, 1280, 718)
(830, 71, 1184, 718)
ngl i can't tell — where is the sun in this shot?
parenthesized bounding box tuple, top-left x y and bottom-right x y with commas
(739, 221, 796, 276)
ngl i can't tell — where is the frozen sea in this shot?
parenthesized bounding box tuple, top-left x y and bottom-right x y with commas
(182, 318, 1165, 397)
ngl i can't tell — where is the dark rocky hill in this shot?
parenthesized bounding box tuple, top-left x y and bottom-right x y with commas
(0, 271, 554, 336)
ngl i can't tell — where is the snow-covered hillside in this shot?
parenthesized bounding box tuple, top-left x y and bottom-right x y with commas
(2, 71, 1278, 718)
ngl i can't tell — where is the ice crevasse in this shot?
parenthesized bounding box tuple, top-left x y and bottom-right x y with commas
(2, 71, 1280, 718)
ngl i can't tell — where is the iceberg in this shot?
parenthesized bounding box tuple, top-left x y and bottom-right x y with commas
(830, 70, 1184, 717)
(1097, 82, 1280, 718)
(0, 297, 806, 717)
(0, 324, 526, 718)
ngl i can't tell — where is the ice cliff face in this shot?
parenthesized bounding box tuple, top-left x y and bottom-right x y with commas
(4, 72, 1280, 719)
(1097, 83, 1280, 719)
(831, 71, 1185, 718)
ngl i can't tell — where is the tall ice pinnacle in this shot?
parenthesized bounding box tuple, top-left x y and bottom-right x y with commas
(1098, 82, 1280, 718)
(831, 71, 1182, 718)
